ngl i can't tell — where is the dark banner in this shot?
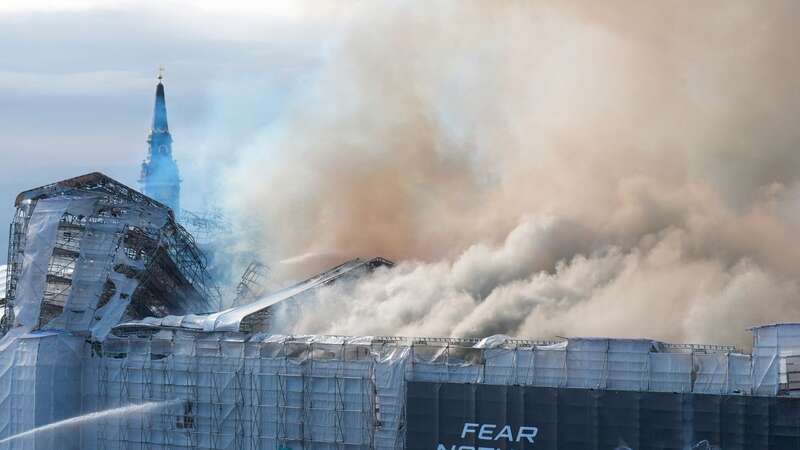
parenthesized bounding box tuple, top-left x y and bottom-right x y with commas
(406, 382, 800, 450)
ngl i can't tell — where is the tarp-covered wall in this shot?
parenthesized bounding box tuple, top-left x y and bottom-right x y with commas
(0, 332, 82, 450)
(1, 329, 800, 450)
(752, 324, 800, 396)
(73, 333, 785, 450)
(79, 334, 399, 450)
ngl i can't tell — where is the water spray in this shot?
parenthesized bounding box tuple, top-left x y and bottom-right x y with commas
(0, 399, 185, 445)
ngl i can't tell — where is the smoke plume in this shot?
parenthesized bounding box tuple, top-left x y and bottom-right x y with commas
(219, 1, 800, 348)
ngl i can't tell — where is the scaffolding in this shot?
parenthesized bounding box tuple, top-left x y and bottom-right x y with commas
(88, 335, 380, 450)
(5, 172, 800, 449)
(2, 203, 33, 331)
(181, 209, 231, 246)
(64, 329, 765, 450)
(1, 172, 221, 338)
(232, 262, 270, 307)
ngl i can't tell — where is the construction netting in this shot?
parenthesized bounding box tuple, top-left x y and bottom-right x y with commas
(76, 331, 766, 450)
(0, 325, 798, 449)
(752, 324, 800, 396)
(0, 331, 82, 450)
(3, 173, 220, 343)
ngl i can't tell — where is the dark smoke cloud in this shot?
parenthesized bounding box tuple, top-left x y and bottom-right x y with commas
(219, 1, 800, 348)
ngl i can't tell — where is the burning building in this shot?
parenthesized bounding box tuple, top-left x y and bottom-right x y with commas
(0, 173, 799, 450)
(2, 172, 219, 339)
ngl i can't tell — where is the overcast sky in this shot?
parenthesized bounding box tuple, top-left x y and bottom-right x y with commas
(0, 1, 348, 261)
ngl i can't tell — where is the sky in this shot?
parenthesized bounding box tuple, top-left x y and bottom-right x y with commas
(0, 0, 346, 261)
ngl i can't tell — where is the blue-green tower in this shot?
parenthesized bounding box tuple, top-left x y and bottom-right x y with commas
(139, 73, 181, 215)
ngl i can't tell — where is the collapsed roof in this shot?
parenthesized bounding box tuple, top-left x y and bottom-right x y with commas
(2, 172, 220, 339)
(115, 256, 394, 334)
(1, 172, 393, 340)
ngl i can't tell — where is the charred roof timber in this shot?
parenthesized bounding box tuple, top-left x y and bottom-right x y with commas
(113, 256, 395, 335)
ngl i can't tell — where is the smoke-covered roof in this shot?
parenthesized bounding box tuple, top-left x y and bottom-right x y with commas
(114, 257, 393, 334)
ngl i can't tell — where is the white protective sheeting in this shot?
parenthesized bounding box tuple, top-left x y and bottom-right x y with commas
(0, 265, 7, 301)
(606, 339, 652, 391)
(0, 331, 82, 450)
(77, 333, 764, 450)
(13, 198, 73, 330)
(39, 196, 102, 332)
(0, 265, 6, 325)
(752, 323, 800, 395)
(0, 326, 791, 450)
(9, 195, 139, 337)
(80, 334, 393, 450)
(5, 173, 212, 343)
(49, 200, 167, 340)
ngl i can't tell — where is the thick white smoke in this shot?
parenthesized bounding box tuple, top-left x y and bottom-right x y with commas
(215, 1, 800, 348)
(292, 217, 799, 348)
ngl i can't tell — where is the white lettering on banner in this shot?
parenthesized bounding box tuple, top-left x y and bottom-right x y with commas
(516, 427, 538, 443)
(461, 423, 479, 438)
(478, 424, 496, 440)
(445, 422, 540, 449)
(494, 426, 513, 441)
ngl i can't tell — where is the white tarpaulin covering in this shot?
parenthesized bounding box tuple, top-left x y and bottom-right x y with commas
(752, 323, 800, 395)
(0, 265, 6, 325)
(13, 198, 73, 331)
(0, 325, 795, 450)
(0, 265, 7, 302)
(0, 332, 82, 450)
